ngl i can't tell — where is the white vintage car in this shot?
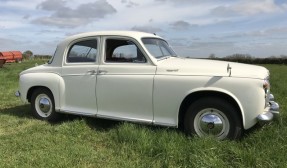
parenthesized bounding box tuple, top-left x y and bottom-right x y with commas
(16, 31, 279, 140)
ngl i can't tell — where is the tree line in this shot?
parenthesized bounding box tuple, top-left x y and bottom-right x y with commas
(23, 50, 287, 64)
(22, 50, 51, 60)
(208, 54, 287, 64)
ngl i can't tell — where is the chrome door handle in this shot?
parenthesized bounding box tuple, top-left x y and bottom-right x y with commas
(97, 70, 108, 74)
(87, 70, 97, 75)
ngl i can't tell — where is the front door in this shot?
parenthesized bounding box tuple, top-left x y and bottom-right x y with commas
(61, 38, 99, 115)
(96, 37, 156, 123)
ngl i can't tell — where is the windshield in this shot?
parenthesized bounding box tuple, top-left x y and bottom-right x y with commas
(142, 38, 177, 59)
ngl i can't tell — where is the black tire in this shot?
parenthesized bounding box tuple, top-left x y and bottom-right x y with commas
(31, 88, 61, 122)
(184, 97, 242, 140)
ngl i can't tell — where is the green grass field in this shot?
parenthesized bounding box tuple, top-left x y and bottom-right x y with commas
(0, 60, 286, 167)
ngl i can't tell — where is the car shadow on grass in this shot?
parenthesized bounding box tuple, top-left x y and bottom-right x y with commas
(0, 104, 122, 131)
(2, 104, 265, 139)
(84, 117, 122, 131)
(0, 104, 33, 119)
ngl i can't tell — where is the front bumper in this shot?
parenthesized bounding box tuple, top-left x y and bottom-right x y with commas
(15, 90, 21, 97)
(257, 94, 280, 122)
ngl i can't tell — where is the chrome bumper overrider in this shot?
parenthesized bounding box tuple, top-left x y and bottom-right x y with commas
(257, 94, 280, 122)
(15, 91, 21, 97)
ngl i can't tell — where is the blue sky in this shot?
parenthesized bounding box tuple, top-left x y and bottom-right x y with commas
(1, 0, 287, 58)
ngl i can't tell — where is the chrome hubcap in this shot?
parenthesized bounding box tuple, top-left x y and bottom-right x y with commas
(35, 94, 52, 117)
(194, 108, 230, 140)
(200, 114, 224, 135)
(39, 98, 51, 113)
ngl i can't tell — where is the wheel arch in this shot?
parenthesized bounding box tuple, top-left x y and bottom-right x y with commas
(27, 86, 53, 102)
(178, 89, 244, 129)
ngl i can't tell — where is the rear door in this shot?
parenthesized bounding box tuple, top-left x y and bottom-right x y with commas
(61, 37, 99, 115)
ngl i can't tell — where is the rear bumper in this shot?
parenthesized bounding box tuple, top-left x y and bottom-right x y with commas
(257, 94, 280, 122)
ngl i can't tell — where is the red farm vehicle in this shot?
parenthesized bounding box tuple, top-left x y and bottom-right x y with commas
(0, 51, 22, 68)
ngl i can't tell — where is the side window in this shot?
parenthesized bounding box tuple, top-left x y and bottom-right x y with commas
(105, 39, 146, 63)
(67, 39, 97, 63)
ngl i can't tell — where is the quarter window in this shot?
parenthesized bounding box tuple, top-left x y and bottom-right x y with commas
(67, 39, 98, 63)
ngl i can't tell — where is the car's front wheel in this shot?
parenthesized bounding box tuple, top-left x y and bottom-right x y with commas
(184, 97, 242, 140)
(31, 88, 61, 121)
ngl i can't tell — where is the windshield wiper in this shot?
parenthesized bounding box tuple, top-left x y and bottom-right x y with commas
(157, 55, 179, 61)
(157, 56, 171, 61)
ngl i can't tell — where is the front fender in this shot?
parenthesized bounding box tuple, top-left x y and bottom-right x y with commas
(181, 87, 245, 126)
(19, 73, 64, 111)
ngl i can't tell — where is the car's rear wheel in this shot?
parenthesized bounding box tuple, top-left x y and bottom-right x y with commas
(184, 97, 242, 140)
(31, 88, 61, 121)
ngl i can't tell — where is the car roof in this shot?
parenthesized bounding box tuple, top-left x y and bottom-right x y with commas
(62, 31, 162, 43)
(51, 31, 162, 66)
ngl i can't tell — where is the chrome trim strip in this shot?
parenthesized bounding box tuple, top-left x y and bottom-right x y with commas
(153, 121, 177, 127)
(59, 109, 154, 124)
(97, 114, 152, 124)
(59, 109, 96, 117)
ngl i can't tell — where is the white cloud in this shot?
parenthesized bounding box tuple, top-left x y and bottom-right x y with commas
(0, 0, 41, 10)
(121, 0, 139, 8)
(0, 37, 31, 52)
(32, 0, 117, 28)
(22, 14, 30, 19)
(211, 0, 284, 17)
(170, 20, 195, 30)
(211, 27, 287, 40)
(0, 20, 27, 29)
(31, 17, 91, 28)
(37, 0, 66, 11)
(0, 37, 20, 47)
(131, 25, 162, 33)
